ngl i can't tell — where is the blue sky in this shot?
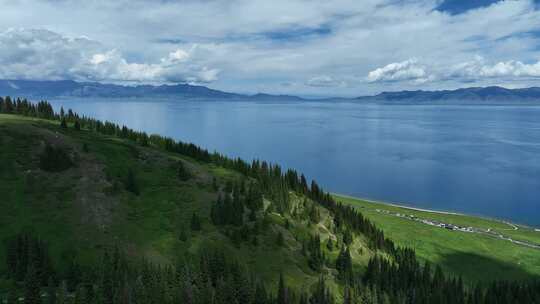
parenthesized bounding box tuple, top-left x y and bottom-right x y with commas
(436, 0, 501, 14)
(1, 0, 540, 97)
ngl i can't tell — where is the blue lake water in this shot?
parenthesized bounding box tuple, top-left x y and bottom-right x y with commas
(49, 98, 540, 227)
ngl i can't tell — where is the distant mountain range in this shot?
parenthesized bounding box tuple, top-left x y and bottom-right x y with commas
(0, 79, 306, 101)
(2, 79, 540, 103)
(360, 86, 540, 103)
(0, 79, 244, 99)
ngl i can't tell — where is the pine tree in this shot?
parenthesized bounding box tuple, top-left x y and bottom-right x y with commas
(277, 273, 288, 304)
(25, 263, 42, 304)
(74, 120, 81, 131)
(74, 286, 88, 304)
(177, 161, 191, 181)
(249, 209, 257, 222)
(60, 118, 67, 129)
(179, 225, 189, 241)
(212, 177, 219, 191)
(56, 282, 67, 304)
(343, 286, 351, 304)
(101, 252, 114, 304)
(307, 235, 324, 271)
(125, 169, 139, 195)
(335, 247, 352, 282)
(191, 213, 202, 231)
(46, 277, 56, 304)
(66, 260, 81, 293)
(326, 238, 333, 251)
(7, 280, 18, 304)
(276, 231, 285, 247)
(39, 144, 73, 172)
(309, 277, 332, 304)
(253, 281, 267, 304)
(343, 230, 353, 246)
(6, 238, 18, 279)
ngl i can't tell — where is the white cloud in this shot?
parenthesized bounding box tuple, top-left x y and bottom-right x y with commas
(306, 75, 345, 87)
(368, 56, 540, 85)
(84, 48, 219, 83)
(445, 56, 540, 81)
(0, 28, 101, 81)
(0, 28, 220, 84)
(464, 59, 540, 78)
(90, 53, 109, 65)
(366, 59, 432, 83)
(167, 49, 190, 62)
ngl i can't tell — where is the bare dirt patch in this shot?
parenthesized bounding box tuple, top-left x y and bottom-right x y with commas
(28, 126, 119, 231)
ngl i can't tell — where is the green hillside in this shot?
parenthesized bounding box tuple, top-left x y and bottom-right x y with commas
(0, 113, 381, 301)
(0, 98, 539, 304)
(0, 114, 346, 290)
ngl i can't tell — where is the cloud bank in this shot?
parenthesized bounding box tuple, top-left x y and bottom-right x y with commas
(0, 28, 219, 84)
(1, 0, 540, 96)
(367, 56, 540, 85)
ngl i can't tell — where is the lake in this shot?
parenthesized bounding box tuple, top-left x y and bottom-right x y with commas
(49, 98, 540, 227)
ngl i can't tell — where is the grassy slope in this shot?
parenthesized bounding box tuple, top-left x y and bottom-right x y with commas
(0, 114, 375, 297)
(335, 194, 540, 282)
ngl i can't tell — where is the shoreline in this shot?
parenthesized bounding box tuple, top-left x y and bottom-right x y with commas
(333, 193, 462, 215)
(332, 193, 540, 230)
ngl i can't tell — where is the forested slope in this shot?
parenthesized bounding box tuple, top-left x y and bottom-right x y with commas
(0, 97, 538, 304)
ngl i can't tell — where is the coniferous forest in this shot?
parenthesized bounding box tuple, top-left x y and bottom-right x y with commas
(1, 96, 539, 304)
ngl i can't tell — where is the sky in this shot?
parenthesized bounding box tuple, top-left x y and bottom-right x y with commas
(2, 0, 540, 97)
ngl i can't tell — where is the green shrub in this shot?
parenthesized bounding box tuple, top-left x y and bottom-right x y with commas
(39, 144, 73, 172)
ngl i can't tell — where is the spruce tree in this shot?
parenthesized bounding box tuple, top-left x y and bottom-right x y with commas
(326, 238, 333, 251)
(343, 286, 351, 304)
(25, 263, 42, 304)
(178, 226, 188, 242)
(249, 209, 257, 222)
(177, 161, 191, 181)
(253, 281, 267, 304)
(343, 230, 353, 246)
(46, 277, 56, 304)
(277, 273, 288, 304)
(56, 282, 67, 304)
(7, 280, 18, 304)
(60, 118, 67, 129)
(65, 259, 81, 293)
(74, 286, 88, 304)
(39, 144, 73, 172)
(276, 231, 285, 247)
(125, 169, 139, 195)
(190, 213, 201, 231)
(101, 252, 114, 304)
(335, 247, 352, 282)
(212, 177, 219, 191)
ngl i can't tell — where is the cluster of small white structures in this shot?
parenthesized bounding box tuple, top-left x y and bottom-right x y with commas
(375, 209, 474, 233)
(374, 208, 540, 249)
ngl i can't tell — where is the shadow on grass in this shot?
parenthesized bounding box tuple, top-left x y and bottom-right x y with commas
(438, 251, 537, 282)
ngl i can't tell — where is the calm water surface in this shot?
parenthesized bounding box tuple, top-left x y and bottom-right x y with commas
(49, 98, 540, 227)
